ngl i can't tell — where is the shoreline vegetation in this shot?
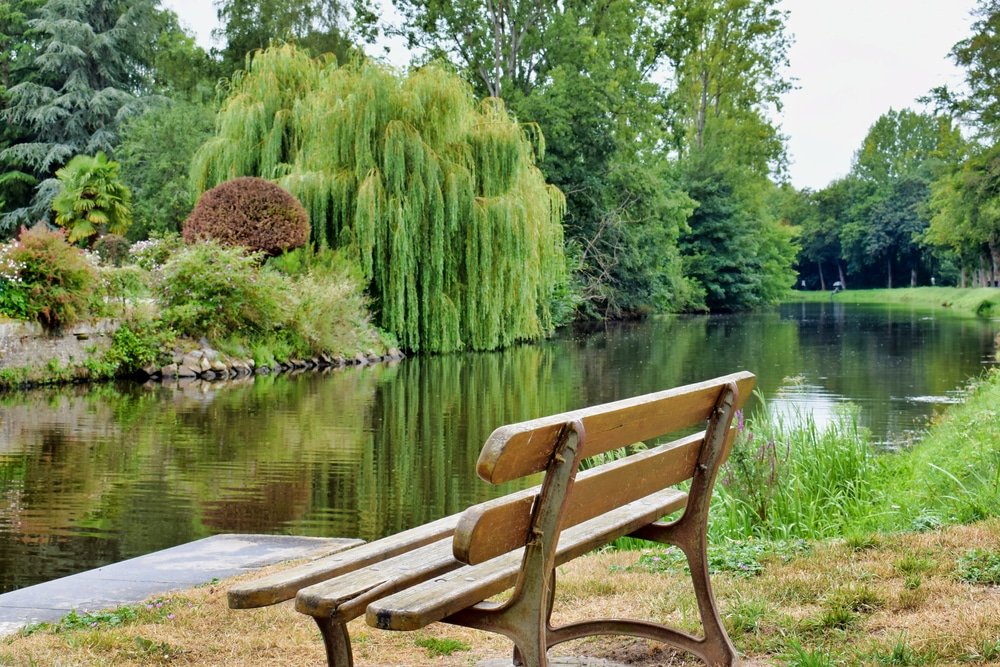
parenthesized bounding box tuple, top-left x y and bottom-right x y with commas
(3, 363, 999, 665)
(3, 284, 998, 392)
(785, 286, 1000, 318)
(0, 236, 399, 391)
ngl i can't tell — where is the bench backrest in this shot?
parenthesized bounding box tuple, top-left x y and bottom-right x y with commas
(453, 371, 755, 564)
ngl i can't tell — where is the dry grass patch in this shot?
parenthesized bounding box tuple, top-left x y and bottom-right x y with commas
(1, 519, 998, 666)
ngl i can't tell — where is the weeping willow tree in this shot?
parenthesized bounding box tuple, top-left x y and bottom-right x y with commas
(192, 45, 566, 353)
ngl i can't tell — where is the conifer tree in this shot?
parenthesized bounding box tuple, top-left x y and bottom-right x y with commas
(0, 0, 158, 231)
(192, 45, 566, 353)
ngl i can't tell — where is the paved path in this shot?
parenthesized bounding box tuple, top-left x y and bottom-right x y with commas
(0, 533, 360, 636)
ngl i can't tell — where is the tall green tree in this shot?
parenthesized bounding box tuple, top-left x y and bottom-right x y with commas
(214, 0, 357, 73)
(151, 10, 225, 102)
(794, 179, 857, 290)
(864, 174, 932, 288)
(926, 143, 1000, 286)
(118, 101, 216, 240)
(192, 45, 567, 353)
(664, 0, 791, 175)
(385, 0, 701, 317)
(680, 152, 796, 310)
(387, 0, 559, 98)
(665, 0, 796, 308)
(930, 0, 1000, 138)
(0, 0, 159, 232)
(837, 108, 962, 287)
(853, 108, 959, 185)
(0, 0, 44, 225)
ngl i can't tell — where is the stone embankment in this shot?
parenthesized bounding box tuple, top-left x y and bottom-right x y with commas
(0, 317, 404, 388)
(150, 347, 405, 381)
(0, 319, 117, 372)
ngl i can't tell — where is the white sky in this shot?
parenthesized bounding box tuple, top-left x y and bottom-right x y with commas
(160, 0, 979, 191)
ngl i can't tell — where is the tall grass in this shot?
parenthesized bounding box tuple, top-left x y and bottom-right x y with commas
(710, 398, 884, 542)
(600, 371, 1000, 553)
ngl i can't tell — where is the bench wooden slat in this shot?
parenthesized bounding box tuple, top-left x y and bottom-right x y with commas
(295, 537, 459, 619)
(367, 487, 688, 632)
(227, 514, 457, 609)
(229, 482, 548, 609)
(454, 431, 707, 565)
(477, 371, 755, 484)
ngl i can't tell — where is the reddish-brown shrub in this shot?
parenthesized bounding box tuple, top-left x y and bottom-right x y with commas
(182, 177, 310, 255)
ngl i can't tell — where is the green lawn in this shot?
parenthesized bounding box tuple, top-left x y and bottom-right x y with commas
(785, 286, 1000, 317)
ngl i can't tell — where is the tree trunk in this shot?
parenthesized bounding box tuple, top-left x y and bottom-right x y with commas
(817, 261, 826, 291)
(487, 0, 504, 97)
(991, 242, 1000, 287)
(887, 257, 892, 289)
(837, 262, 847, 289)
(696, 69, 709, 150)
(961, 266, 967, 288)
(910, 267, 917, 287)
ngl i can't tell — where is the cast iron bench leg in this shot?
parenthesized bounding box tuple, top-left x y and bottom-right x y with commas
(314, 616, 353, 667)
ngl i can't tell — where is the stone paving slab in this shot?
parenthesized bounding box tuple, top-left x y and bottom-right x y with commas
(0, 533, 361, 636)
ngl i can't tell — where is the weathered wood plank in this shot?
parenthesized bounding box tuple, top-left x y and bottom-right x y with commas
(295, 537, 459, 620)
(477, 371, 755, 484)
(367, 488, 688, 632)
(227, 515, 456, 609)
(454, 432, 705, 565)
(230, 484, 544, 609)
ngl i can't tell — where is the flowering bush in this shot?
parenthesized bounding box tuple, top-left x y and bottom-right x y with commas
(93, 233, 131, 267)
(156, 241, 289, 340)
(0, 241, 30, 320)
(129, 233, 184, 271)
(1, 226, 97, 329)
(289, 254, 386, 355)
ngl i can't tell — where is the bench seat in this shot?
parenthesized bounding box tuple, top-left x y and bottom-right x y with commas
(362, 487, 687, 631)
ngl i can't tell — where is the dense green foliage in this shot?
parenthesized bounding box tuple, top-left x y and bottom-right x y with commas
(192, 46, 567, 352)
(681, 154, 797, 310)
(792, 109, 967, 290)
(926, 141, 1000, 286)
(157, 242, 287, 341)
(931, 0, 1000, 140)
(118, 101, 216, 240)
(51, 152, 132, 244)
(213, 0, 357, 74)
(183, 177, 310, 256)
(0, 0, 159, 231)
(153, 240, 389, 361)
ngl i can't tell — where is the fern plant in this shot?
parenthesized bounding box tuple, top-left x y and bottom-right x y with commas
(52, 152, 133, 244)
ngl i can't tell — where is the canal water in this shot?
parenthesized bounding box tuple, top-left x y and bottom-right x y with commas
(1, 302, 997, 592)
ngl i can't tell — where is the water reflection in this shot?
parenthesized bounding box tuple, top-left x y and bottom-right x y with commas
(0, 303, 996, 591)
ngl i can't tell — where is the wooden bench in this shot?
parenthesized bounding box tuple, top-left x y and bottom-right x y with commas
(229, 371, 755, 667)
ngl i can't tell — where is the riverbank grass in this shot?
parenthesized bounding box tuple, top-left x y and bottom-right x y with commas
(785, 286, 1000, 317)
(2, 519, 998, 666)
(711, 369, 1000, 542)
